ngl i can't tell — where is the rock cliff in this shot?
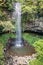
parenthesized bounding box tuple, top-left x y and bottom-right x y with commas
(24, 19, 43, 34)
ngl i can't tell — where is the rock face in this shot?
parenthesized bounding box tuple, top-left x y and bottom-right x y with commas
(24, 19, 43, 33)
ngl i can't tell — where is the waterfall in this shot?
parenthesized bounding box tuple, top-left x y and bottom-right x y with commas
(12, 2, 23, 47)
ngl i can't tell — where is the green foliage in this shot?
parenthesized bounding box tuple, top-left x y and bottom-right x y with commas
(0, 43, 4, 65)
(13, 0, 24, 3)
(33, 40, 43, 55)
(29, 40, 43, 65)
(3, 21, 15, 32)
(0, 33, 15, 46)
(29, 59, 43, 65)
(21, 1, 36, 22)
(0, 21, 15, 33)
(22, 3, 36, 22)
(0, 0, 43, 21)
(23, 33, 43, 45)
(0, 44, 4, 58)
(0, 60, 4, 65)
(5, 0, 13, 11)
(0, 0, 13, 11)
(33, 40, 43, 62)
(0, 9, 8, 21)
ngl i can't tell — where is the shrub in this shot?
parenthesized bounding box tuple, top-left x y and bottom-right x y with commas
(33, 40, 43, 56)
(3, 21, 15, 32)
(29, 59, 43, 65)
(0, 9, 8, 21)
(0, 21, 15, 33)
(29, 40, 43, 65)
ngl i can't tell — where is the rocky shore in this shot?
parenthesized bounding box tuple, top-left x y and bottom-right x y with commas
(5, 54, 36, 65)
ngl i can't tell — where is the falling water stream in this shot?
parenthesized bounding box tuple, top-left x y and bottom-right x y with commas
(12, 2, 23, 47)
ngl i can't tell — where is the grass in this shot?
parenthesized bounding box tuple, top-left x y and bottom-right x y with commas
(23, 33, 43, 45)
(0, 33, 43, 46)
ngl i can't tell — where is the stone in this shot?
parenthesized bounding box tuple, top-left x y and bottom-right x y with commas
(5, 54, 36, 65)
(24, 20, 43, 34)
